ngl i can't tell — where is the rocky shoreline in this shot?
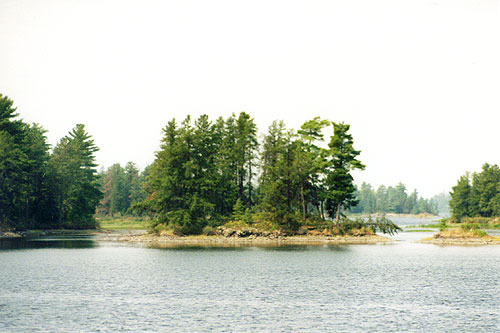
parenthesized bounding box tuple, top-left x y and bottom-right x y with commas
(418, 237, 500, 246)
(99, 233, 393, 247)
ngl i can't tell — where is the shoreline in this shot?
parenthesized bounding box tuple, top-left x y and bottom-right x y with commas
(349, 213, 441, 219)
(99, 233, 393, 247)
(417, 237, 500, 246)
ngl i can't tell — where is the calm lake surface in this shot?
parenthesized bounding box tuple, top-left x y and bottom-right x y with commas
(1, 218, 499, 332)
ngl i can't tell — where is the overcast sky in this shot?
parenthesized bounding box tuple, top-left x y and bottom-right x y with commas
(1, 0, 499, 198)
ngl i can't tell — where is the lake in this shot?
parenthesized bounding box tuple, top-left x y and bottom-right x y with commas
(1, 218, 499, 332)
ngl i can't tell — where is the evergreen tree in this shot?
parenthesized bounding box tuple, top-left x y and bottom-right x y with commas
(375, 185, 388, 212)
(474, 163, 500, 217)
(0, 94, 26, 228)
(449, 173, 472, 220)
(0, 95, 53, 229)
(324, 122, 365, 225)
(50, 124, 101, 228)
(295, 117, 330, 220)
(258, 121, 300, 229)
(22, 124, 53, 228)
(235, 112, 258, 206)
(357, 182, 376, 214)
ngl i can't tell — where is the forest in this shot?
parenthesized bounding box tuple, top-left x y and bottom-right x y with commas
(130, 113, 369, 234)
(0, 94, 101, 230)
(0, 93, 408, 234)
(350, 182, 440, 215)
(449, 163, 500, 221)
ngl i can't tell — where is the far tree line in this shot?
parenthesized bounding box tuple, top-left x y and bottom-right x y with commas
(97, 175, 446, 218)
(350, 182, 445, 215)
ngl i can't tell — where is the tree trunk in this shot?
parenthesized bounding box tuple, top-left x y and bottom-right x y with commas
(58, 193, 63, 226)
(248, 161, 253, 206)
(300, 183, 306, 221)
(335, 202, 341, 227)
(315, 203, 320, 219)
(238, 169, 244, 204)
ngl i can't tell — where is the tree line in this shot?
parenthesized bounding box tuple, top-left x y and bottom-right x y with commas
(97, 162, 148, 216)
(0, 93, 399, 234)
(450, 163, 500, 220)
(350, 182, 439, 215)
(0, 94, 101, 230)
(135, 113, 366, 234)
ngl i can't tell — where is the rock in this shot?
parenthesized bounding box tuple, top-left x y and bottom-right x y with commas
(223, 228, 236, 237)
(307, 229, 323, 236)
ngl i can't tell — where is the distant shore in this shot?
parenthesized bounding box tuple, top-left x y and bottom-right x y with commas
(351, 213, 441, 219)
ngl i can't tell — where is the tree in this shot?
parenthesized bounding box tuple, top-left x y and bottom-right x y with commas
(324, 122, 365, 225)
(0, 95, 53, 229)
(295, 117, 330, 220)
(389, 183, 408, 214)
(234, 112, 258, 206)
(258, 121, 300, 229)
(449, 173, 472, 220)
(50, 124, 101, 228)
(474, 163, 500, 217)
(98, 163, 139, 216)
(0, 94, 26, 228)
(144, 115, 224, 234)
(357, 182, 376, 214)
(375, 185, 388, 212)
(22, 124, 52, 228)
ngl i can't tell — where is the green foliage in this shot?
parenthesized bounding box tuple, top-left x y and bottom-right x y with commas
(450, 163, 500, 220)
(0, 94, 102, 230)
(50, 124, 102, 229)
(141, 113, 258, 234)
(98, 162, 146, 216)
(324, 122, 365, 224)
(136, 114, 377, 235)
(350, 182, 439, 215)
(438, 220, 448, 231)
(258, 121, 300, 229)
(328, 216, 401, 236)
(460, 223, 479, 231)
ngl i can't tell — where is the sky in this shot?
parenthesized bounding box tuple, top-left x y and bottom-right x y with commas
(1, 0, 499, 198)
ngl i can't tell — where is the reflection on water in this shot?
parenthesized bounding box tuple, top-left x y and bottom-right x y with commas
(0, 236, 97, 250)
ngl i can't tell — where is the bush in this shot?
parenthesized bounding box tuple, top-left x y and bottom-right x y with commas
(312, 216, 401, 236)
(460, 223, 480, 231)
(202, 225, 216, 236)
(438, 220, 448, 231)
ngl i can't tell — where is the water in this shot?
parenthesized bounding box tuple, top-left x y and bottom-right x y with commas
(1, 220, 500, 332)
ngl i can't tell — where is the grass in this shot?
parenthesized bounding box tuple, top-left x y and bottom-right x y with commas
(97, 216, 151, 230)
(408, 223, 441, 229)
(410, 221, 500, 230)
(404, 229, 435, 232)
(434, 228, 489, 239)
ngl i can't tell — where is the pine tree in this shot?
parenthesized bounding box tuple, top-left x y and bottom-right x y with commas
(449, 173, 472, 220)
(324, 122, 365, 225)
(50, 124, 101, 228)
(295, 117, 330, 220)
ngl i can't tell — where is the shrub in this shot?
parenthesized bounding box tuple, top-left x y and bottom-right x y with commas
(202, 226, 216, 236)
